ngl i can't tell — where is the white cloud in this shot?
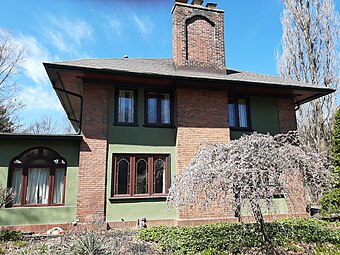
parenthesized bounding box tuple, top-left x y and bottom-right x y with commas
(107, 18, 122, 37)
(132, 13, 154, 36)
(11, 34, 63, 113)
(44, 16, 93, 56)
(17, 85, 63, 112)
(15, 35, 51, 84)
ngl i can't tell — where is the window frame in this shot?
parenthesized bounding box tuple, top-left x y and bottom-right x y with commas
(8, 147, 67, 207)
(228, 97, 252, 130)
(144, 89, 175, 127)
(112, 154, 169, 198)
(114, 87, 139, 126)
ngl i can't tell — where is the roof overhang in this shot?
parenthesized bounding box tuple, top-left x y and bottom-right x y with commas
(44, 63, 335, 132)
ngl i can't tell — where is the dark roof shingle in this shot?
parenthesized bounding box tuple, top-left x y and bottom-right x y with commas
(52, 58, 320, 89)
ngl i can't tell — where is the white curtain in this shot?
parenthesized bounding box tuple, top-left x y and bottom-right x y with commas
(148, 97, 157, 123)
(118, 90, 134, 123)
(26, 168, 49, 204)
(238, 99, 248, 128)
(53, 168, 65, 204)
(11, 168, 22, 204)
(161, 94, 170, 124)
(228, 103, 236, 127)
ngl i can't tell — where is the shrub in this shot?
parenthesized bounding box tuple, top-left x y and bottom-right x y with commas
(0, 230, 22, 242)
(321, 188, 340, 215)
(71, 230, 108, 255)
(139, 218, 340, 254)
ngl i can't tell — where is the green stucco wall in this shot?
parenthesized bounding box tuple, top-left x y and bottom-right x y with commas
(106, 87, 176, 222)
(231, 96, 280, 140)
(0, 138, 80, 226)
(240, 198, 289, 216)
(229, 96, 288, 214)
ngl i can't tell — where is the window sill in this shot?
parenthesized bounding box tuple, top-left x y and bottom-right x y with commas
(143, 124, 176, 129)
(109, 196, 167, 203)
(113, 122, 139, 127)
(7, 204, 65, 208)
(230, 127, 254, 132)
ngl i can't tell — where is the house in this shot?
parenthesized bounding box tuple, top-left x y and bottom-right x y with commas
(0, 0, 334, 232)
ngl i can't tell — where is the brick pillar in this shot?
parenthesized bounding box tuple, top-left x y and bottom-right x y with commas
(175, 88, 232, 220)
(77, 85, 109, 222)
(277, 98, 307, 216)
(277, 98, 297, 133)
(283, 171, 308, 216)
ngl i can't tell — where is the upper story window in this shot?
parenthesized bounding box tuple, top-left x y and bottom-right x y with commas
(228, 98, 251, 130)
(145, 90, 174, 126)
(8, 147, 66, 207)
(112, 154, 169, 198)
(115, 88, 138, 125)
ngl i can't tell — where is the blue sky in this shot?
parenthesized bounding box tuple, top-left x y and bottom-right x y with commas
(2, 0, 340, 128)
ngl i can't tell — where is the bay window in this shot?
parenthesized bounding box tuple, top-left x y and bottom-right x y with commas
(8, 147, 66, 207)
(113, 154, 169, 197)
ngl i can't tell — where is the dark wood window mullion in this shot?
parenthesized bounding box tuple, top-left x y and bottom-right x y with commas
(130, 157, 134, 196)
(145, 93, 149, 124)
(235, 100, 240, 128)
(148, 157, 151, 195)
(23, 168, 28, 206)
(19, 168, 25, 206)
(165, 157, 169, 193)
(246, 98, 251, 129)
(49, 168, 55, 206)
(150, 157, 154, 196)
(62, 170, 67, 205)
(157, 93, 162, 125)
(113, 156, 117, 196)
(170, 92, 175, 125)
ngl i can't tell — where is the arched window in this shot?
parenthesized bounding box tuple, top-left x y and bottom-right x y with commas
(8, 147, 67, 207)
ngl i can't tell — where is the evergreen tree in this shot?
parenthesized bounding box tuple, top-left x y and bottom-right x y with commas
(320, 107, 340, 215)
(331, 107, 340, 188)
(0, 105, 14, 133)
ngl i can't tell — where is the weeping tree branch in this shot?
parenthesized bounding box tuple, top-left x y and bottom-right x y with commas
(168, 132, 332, 253)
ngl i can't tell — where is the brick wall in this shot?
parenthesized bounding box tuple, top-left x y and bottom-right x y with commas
(277, 98, 297, 133)
(175, 88, 231, 219)
(77, 84, 109, 222)
(283, 171, 308, 215)
(172, 2, 225, 70)
(277, 98, 306, 214)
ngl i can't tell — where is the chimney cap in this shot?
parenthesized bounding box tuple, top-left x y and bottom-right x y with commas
(205, 3, 217, 9)
(123, 55, 128, 58)
(191, 0, 203, 5)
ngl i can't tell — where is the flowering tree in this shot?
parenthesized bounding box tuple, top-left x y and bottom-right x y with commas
(168, 132, 332, 251)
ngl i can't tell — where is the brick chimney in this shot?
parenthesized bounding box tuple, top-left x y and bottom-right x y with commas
(172, 0, 226, 72)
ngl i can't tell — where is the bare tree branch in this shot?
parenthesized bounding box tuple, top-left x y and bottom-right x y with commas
(0, 28, 24, 132)
(21, 115, 75, 135)
(277, 0, 340, 154)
